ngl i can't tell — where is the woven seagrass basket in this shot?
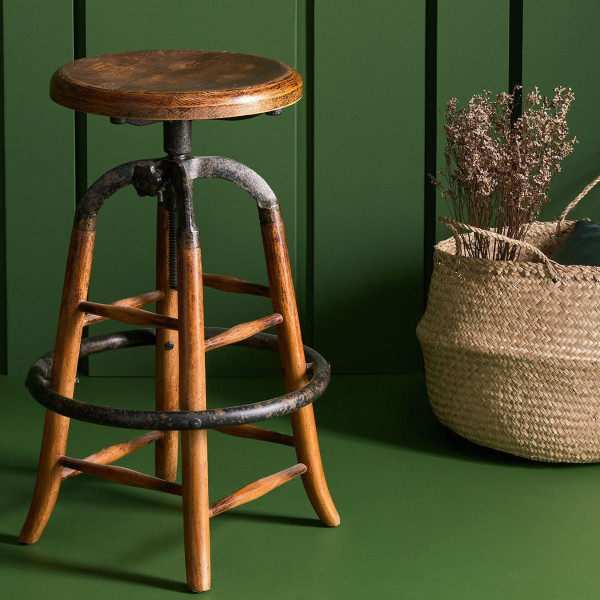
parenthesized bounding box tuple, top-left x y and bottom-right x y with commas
(417, 178, 600, 462)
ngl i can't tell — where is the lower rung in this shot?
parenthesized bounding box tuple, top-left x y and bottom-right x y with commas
(202, 273, 270, 298)
(214, 424, 294, 446)
(59, 456, 182, 495)
(209, 463, 306, 517)
(59, 456, 306, 518)
(62, 431, 163, 480)
(205, 313, 283, 351)
(83, 290, 164, 326)
(79, 301, 178, 330)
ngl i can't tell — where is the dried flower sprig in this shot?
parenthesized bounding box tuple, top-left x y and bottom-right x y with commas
(431, 86, 577, 260)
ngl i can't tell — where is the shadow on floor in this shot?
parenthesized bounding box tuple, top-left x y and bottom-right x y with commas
(0, 533, 19, 545)
(314, 374, 598, 470)
(0, 543, 187, 593)
(219, 510, 322, 529)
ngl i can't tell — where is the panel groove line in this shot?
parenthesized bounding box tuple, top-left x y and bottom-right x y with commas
(74, 0, 89, 375)
(423, 0, 438, 303)
(0, 1, 7, 372)
(509, 0, 524, 116)
(434, 0, 510, 245)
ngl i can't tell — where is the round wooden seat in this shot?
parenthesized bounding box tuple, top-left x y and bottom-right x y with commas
(50, 49, 303, 120)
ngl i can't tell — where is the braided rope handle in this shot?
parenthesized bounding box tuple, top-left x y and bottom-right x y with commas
(439, 216, 559, 282)
(556, 175, 600, 231)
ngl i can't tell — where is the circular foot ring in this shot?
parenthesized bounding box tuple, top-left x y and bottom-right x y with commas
(26, 328, 330, 430)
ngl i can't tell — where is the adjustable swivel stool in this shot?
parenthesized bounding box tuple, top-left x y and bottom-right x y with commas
(19, 50, 339, 593)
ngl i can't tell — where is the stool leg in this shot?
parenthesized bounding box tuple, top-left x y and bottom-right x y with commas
(20, 228, 95, 543)
(177, 178, 210, 592)
(155, 203, 179, 481)
(260, 207, 340, 527)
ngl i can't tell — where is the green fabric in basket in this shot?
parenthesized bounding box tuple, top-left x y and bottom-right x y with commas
(551, 220, 600, 266)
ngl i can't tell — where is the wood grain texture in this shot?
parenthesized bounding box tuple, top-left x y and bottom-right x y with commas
(155, 204, 179, 482)
(19, 229, 95, 543)
(79, 301, 178, 330)
(214, 424, 295, 446)
(83, 290, 163, 326)
(202, 272, 271, 297)
(204, 313, 282, 351)
(59, 456, 182, 495)
(209, 463, 306, 517)
(261, 208, 340, 527)
(178, 243, 210, 592)
(62, 431, 164, 479)
(50, 49, 303, 120)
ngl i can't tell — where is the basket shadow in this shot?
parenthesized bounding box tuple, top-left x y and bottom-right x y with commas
(314, 373, 596, 469)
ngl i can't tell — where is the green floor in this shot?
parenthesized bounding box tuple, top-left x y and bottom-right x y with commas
(2, 372, 600, 599)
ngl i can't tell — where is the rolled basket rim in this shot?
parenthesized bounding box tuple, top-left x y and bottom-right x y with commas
(434, 218, 600, 281)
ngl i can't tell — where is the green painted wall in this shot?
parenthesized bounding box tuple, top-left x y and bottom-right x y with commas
(1, 1, 598, 376)
(313, 0, 425, 374)
(3, 1, 75, 374)
(523, 0, 600, 223)
(435, 0, 510, 242)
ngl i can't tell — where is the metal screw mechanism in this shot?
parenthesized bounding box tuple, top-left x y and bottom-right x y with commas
(131, 164, 164, 197)
(165, 341, 175, 351)
(163, 120, 192, 157)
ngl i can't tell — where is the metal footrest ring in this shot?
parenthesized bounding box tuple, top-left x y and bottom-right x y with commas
(26, 328, 330, 431)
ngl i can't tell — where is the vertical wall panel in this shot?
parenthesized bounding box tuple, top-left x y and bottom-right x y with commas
(435, 0, 510, 242)
(4, 1, 75, 374)
(313, 0, 425, 374)
(85, 0, 301, 376)
(293, 0, 312, 342)
(0, 4, 6, 373)
(523, 0, 600, 223)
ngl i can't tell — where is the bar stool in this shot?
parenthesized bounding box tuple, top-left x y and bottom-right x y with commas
(19, 49, 339, 593)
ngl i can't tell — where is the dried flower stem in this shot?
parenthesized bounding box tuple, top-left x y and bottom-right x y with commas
(431, 86, 577, 260)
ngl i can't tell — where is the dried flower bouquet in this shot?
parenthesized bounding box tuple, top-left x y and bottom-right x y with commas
(431, 86, 577, 260)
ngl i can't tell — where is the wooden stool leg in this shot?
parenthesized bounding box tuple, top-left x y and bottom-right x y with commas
(177, 178, 210, 592)
(20, 228, 95, 543)
(260, 207, 340, 527)
(155, 203, 179, 481)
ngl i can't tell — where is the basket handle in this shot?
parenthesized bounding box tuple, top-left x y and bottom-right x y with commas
(439, 216, 559, 282)
(556, 175, 600, 232)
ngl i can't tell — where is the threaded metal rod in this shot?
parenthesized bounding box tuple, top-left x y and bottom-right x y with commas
(163, 120, 192, 157)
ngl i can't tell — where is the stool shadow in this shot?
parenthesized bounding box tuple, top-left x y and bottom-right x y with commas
(0, 457, 38, 476)
(0, 544, 186, 592)
(0, 532, 19, 545)
(219, 510, 322, 528)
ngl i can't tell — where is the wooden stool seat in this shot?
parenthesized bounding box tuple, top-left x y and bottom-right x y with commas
(50, 49, 303, 120)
